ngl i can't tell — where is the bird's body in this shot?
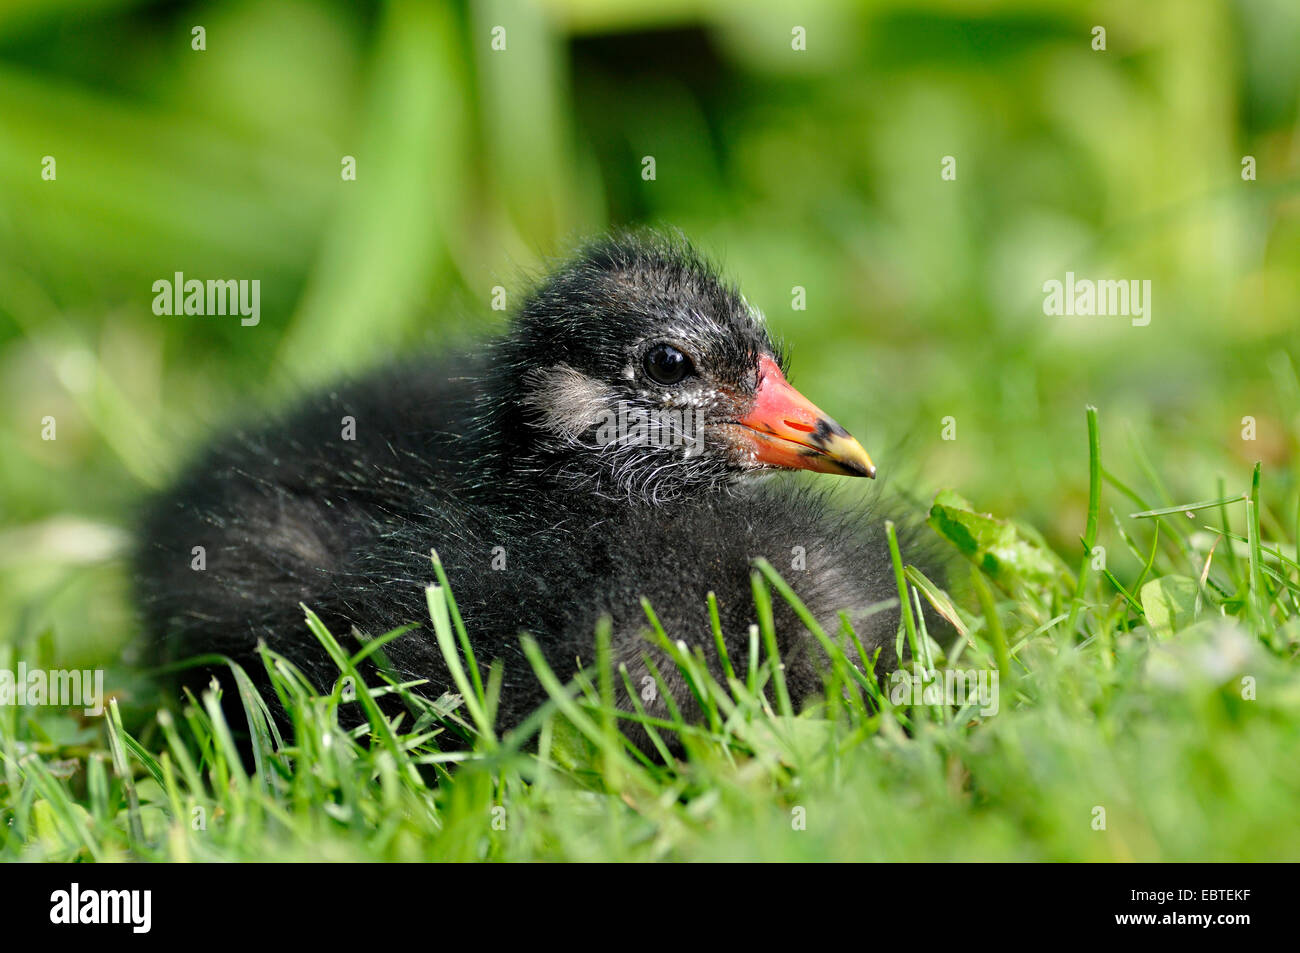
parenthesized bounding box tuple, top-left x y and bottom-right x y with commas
(136, 232, 926, 742)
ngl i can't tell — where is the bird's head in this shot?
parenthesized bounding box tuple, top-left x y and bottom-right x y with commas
(488, 231, 875, 504)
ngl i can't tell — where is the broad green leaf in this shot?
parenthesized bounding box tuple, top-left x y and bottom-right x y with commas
(547, 714, 600, 773)
(31, 798, 92, 857)
(1140, 575, 1200, 639)
(928, 490, 1066, 593)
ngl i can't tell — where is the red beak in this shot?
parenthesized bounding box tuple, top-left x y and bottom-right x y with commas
(732, 355, 876, 478)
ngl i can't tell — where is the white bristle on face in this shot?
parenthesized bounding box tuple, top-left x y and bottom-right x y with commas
(521, 364, 616, 438)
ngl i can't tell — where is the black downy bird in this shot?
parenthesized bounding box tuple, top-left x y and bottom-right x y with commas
(135, 231, 924, 745)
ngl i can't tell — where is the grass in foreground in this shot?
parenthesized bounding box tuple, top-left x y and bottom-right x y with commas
(2, 409, 1299, 862)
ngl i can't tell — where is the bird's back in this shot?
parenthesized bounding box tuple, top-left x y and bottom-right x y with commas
(133, 353, 485, 672)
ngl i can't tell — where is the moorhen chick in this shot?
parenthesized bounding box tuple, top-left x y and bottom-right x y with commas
(135, 231, 917, 744)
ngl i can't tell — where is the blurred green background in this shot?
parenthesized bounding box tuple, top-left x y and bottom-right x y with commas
(1, 0, 1298, 676)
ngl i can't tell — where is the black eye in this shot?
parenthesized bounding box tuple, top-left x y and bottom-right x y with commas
(642, 343, 694, 385)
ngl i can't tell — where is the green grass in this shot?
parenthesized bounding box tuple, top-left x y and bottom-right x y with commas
(3, 408, 1298, 862)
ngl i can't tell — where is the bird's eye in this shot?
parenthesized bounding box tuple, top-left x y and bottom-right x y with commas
(642, 343, 694, 385)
